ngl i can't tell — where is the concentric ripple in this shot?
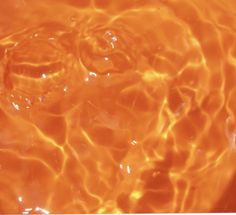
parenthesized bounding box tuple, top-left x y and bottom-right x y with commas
(0, 22, 82, 113)
(79, 24, 137, 75)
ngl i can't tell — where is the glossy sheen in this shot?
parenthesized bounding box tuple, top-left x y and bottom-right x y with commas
(0, 0, 236, 213)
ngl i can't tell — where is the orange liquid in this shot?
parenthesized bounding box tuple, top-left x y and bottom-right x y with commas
(0, 0, 236, 213)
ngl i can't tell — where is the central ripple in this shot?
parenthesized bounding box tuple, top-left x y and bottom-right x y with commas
(0, 23, 82, 111)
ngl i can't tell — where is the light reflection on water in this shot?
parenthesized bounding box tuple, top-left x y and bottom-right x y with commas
(0, 0, 236, 213)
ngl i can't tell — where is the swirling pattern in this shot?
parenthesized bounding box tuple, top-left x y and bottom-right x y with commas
(0, 0, 236, 213)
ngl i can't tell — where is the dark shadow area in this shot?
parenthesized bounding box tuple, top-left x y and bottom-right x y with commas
(211, 172, 236, 212)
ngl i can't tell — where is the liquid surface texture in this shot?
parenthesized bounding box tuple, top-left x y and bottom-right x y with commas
(0, 0, 236, 213)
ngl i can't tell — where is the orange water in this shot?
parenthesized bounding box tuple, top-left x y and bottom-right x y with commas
(0, 0, 236, 213)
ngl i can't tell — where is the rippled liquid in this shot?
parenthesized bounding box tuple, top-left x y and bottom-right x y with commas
(0, 0, 236, 213)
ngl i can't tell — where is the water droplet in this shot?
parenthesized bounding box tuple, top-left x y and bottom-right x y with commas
(63, 86, 68, 92)
(12, 102, 20, 110)
(35, 207, 50, 214)
(18, 196, 23, 202)
(24, 208, 32, 212)
(127, 165, 131, 174)
(89, 71, 97, 77)
(41, 73, 47, 79)
(119, 163, 132, 175)
(131, 139, 138, 145)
